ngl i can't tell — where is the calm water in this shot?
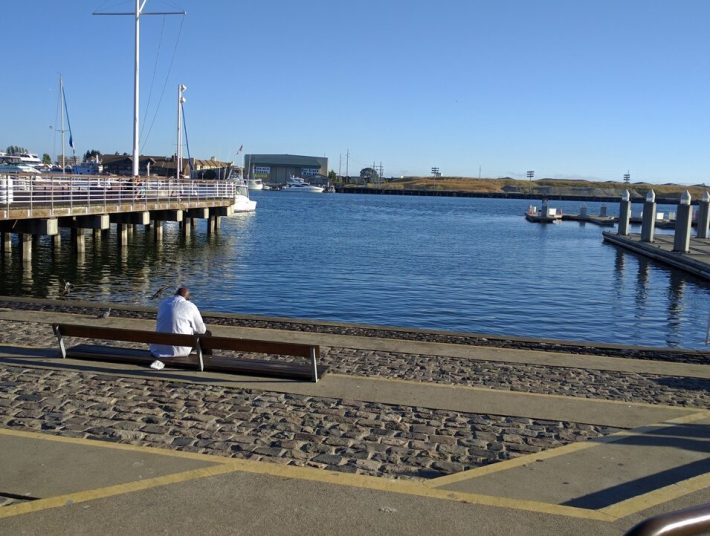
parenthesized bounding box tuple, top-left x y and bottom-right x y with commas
(2, 192, 709, 349)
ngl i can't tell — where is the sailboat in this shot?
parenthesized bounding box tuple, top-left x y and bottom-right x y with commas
(53, 75, 76, 174)
(177, 84, 255, 212)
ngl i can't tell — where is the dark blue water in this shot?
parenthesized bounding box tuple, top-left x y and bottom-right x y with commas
(2, 192, 709, 348)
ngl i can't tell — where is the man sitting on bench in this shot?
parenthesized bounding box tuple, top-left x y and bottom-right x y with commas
(149, 287, 210, 370)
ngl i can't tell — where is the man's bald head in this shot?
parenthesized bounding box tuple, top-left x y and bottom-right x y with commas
(176, 287, 191, 300)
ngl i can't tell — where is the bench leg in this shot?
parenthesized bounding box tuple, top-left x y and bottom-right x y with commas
(310, 347, 318, 383)
(53, 325, 66, 359)
(196, 341, 204, 372)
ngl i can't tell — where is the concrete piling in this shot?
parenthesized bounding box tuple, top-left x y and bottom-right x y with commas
(618, 190, 631, 236)
(696, 191, 710, 239)
(71, 228, 86, 253)
(153, 220, 163, 241)
(117, 223, 128, 246)
(641, 190, 657, 243)
(21, 233, 32, 263)
(1, 233, 11, 255)
(673, 191, 693, 253)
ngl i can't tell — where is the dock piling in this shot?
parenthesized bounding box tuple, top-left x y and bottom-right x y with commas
(21, 233, 32, 263)
(696, 191, 710, 239)
(673, 191, 692, 253)
(641, 190, 657, 243)
(2, 233, 11, 255)
(618, 190, 631, 236)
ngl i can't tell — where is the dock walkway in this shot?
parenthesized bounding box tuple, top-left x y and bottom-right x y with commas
(603, 232, 710, 281)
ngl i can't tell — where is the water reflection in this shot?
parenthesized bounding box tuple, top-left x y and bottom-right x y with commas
(0, 195, 709, 347)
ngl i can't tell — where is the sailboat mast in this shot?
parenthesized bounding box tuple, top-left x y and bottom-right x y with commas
(60, 75, 65, 174)
(132, 0, 141, 178)
(177, 84, 186, 179)
(93, 2, 185, 178)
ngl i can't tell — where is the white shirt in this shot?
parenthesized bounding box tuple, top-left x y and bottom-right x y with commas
(149, 295, 206, 358)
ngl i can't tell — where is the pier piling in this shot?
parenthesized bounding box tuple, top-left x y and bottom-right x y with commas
(673, 191, 693, 253)
(21, 233, 32, 263)
(117, 224, 128, 246)
(71, 228, 86, 253)
(618, 190, 631, 236)
(641, 190, 657, 243)
(2, 233, 11, 255)
(696, 191, 710, 239)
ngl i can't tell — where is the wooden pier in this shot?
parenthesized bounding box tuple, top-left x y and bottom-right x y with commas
(602, 232, 710, 281)
(0, 174, 240, 262)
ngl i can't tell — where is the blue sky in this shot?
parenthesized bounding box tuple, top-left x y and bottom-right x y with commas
(2, 0, 710, 182)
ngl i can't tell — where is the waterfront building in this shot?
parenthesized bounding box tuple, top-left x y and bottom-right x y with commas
(243, 154, 328, 184)
(100, 154, 231, 178)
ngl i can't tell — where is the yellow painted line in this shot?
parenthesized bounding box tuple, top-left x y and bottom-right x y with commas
(425, 438, 606, 488)
(330, 373, 706, 411)
(601, 471, 710, 520)
(0, 427, 234, 465)
(0, 463, 239, 520)
(0, 427, 611, 522)
(427, 410, 710, 488)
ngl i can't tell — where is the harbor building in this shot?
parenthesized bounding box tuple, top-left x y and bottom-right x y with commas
(100, 154, 231, 178)
(244, 154, 328, 184)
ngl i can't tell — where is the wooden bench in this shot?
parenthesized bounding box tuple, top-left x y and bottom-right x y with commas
(52, 323, 325, 382)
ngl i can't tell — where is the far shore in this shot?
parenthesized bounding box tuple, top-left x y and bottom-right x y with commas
(337, 177, 709, 204)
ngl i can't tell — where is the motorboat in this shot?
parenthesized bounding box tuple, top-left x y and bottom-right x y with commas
(248, 178, 264, 190)
(282, 176, 324, 193)
(226, 166, 256, 212)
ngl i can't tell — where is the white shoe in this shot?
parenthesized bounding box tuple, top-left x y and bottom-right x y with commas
(150, 360, 165, 370)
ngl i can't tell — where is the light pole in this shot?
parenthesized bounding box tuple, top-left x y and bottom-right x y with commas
(526, 170, 534, 194)
(623, 171, 630, 184)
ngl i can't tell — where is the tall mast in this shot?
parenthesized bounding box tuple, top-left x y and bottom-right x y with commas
(133, 0, 140, 177)
(94, 2, 185, 178)
(177, 84, 186, 179)
(60, 75, 65, 174)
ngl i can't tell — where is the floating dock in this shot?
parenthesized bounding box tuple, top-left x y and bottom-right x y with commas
(602, 232, 710, 281)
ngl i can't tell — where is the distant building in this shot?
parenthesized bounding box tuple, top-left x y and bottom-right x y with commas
(100, 154, 231, 178)
(244, 154, 327, 183)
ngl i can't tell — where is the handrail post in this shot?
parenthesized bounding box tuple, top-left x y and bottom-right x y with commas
(310, 347, 319, 382)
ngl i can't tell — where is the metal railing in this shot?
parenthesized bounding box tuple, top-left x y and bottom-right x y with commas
(624, 503, 710, 536)
(0, 173, 238, 218)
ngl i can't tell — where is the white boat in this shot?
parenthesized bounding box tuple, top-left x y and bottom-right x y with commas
(248, 178, 264, 190)
(226, 166, 256, 212)
(282, 176, 324, 193)
(0, 156, 41, 175)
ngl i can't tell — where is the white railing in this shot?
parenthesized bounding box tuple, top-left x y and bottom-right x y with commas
(0, 174, 237, 217)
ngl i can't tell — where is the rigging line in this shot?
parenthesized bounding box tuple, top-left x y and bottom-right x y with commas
(140, 16, 185, 153)
(139, 14, 166, 147)
(181, 101, 192, 175)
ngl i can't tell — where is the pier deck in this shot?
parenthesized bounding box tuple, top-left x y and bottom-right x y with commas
(602, 232, 710, 280)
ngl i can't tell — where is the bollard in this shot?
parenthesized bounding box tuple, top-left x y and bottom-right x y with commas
(618, 190, 631, 236)
(697, 191, 710, 239)
(641, 190, 657, 243)
(673, 191, 692, 253)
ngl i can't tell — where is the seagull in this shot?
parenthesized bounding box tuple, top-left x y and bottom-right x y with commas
(150, 285, 172, 300)
(59, 281, 74, 296)
(97, 308, 111, 319)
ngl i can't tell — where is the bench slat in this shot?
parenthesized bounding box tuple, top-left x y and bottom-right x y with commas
(199, 336, 318, 359)
(55, 324, 198, 347)
(66, 344, 327, 381)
